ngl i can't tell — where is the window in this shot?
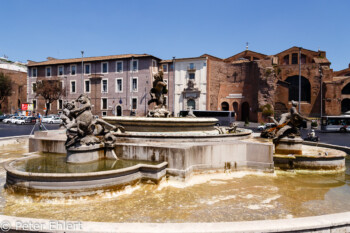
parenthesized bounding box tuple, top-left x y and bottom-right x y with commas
(33, 99, 37, 109)
(71, 65, 76, 75)
(162, 64, 168, 73)
(189, 63, 195, 70)
(203, 62, 207, 67)
(70, 81, 76, 93)
(116, 78, 123, 92)
(285, 76, 311, 102)
(32, 83, 37, 94)
(58, 66, 64, 76)
(85, 64, 91, 74)
(170, 64, 174, 70)
(58, 99, 63, 110)
(60, 80, 64, 89)
(32, 68, 37, 77)
(131, 60, 138, 72)
(102, 62, 108, 73)
(85, 80, 90, 93)
(46, 67, 51, 77)
(292, 53, 298, 64)
(301, 54, 307, 64)
(102, 98, 108, 110)
(102, 79, 108, 93)
(189, 73, 195, 79)
(132, 98, 137, 109)
(283, 55, 289, 65)
(131, 77, 138, 92)
(116, 105, 122, 116)
(116, 61, 123, 73)
(102, 111, 107, 116)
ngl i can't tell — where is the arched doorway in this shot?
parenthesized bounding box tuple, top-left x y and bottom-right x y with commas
(187, 99, 196, 110)
(116, 105, 122, 116)
(285, 76, 311, 102)
(221, 102, 229, 111)
(342, 83, 350, 94)
(341, 99, 350, 113)
(232, 102, 239, 119)
(241, 102, 250, 122)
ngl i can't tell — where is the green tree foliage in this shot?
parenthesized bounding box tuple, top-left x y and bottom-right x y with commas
(0, 72, 13, 105)
(34, 79, 66, 115)
(260, 104, 274, 117)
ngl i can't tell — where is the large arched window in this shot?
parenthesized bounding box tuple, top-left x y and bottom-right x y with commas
(187, 99, 196, 110)
(341, 99, 350, 113)
(221, 102, 229, 111)
(285, 76, 311, 102)
(342, 83, 350, 95)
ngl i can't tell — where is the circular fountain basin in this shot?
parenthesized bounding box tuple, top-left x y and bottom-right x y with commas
(103, 116, 219, 133)
(5, 153, 167, 195)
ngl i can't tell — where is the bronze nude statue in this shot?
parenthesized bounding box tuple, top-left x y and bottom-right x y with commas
(261, 100, 310, 143)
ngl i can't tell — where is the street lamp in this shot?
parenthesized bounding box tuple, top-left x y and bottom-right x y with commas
(298, 47, 302, 113)
(172, 56, 175, 115)
(319, 66, 323, 118)
(81, 51, 84, 94)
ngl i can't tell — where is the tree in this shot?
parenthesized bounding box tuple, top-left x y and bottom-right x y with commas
(34, 79, 66, 115)
(0, 72, 13, 106)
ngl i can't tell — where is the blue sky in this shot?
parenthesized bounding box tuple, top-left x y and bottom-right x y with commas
(1, 0, 350, 70)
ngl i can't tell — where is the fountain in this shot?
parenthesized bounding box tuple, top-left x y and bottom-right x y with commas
(0, 72, 349, 232)
(260, 100, 346, 171)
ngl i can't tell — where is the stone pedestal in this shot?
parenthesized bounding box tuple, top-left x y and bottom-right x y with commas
(66, 144, 106, 163)
(275, 137, 303, 155)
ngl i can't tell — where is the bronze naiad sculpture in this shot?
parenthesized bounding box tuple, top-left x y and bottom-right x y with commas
(147, 71, 171, 117)
(61, 94, 125, 149)
(261, 100, 310, 143)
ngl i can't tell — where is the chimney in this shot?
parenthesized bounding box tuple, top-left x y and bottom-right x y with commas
(46, 57, 56, 61)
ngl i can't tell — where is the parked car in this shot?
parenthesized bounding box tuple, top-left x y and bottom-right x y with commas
(258, 123, 277, 131)
(41, 115, 56, 123)
(16, 116, 37, 125)
(14, 116, 28, 125)
(48, 117, 62, 124)
(3, 116, 21, 124)
(0, 115, 10, 122)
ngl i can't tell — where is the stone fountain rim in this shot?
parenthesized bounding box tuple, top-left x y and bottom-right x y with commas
(1, 211, 350, 232)
(4, 153, 168, 178)
(102, 116, 219, 122)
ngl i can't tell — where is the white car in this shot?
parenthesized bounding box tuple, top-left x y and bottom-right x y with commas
(14, 116, 28, 125)
(47, 117, 62, 124)
(257, 123, 277, 131)
(41, 116, 56, 123)
(4, 116, 21, 124)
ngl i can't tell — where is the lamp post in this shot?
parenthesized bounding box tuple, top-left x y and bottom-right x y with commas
(81, 51, 84, 94)
(298, 47, 302, 113)
(319, 66, 323, 118)
(172, 56, 175, 115)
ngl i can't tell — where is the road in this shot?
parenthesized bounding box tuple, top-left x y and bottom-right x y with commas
(0, 122, 348, 147)
(0, 122, 60, 137)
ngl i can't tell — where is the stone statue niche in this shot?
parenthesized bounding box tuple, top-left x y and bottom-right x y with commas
(261, 100, 310, 154)
(60, 94, 125, 163)
(147, 71, 171, 117)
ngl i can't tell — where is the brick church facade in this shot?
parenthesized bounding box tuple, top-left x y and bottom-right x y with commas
(205, 47, 349, 122)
